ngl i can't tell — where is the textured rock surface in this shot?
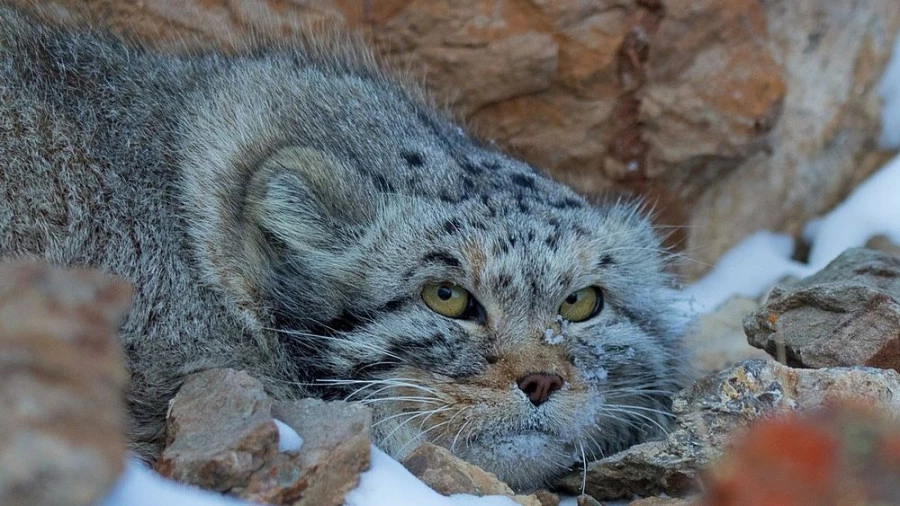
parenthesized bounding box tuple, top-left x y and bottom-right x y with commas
(684, 296, 771, 375)
(13, 0, 896, 277)
(744, 248, 900, 372)
(258, 399, 372, 506)
(155, 369, 278, 492)
(401, 442, 545, 506)
(0, 260, 132, 506)
(555, 359, 900, 499)
(685, 0, 900, 277)
(701, 403, 900, 506)
(403, 442, 516, 496)
(156, 368, 372, 505)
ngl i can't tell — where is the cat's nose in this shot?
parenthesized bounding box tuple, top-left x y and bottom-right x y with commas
(517, 372, 564, 406)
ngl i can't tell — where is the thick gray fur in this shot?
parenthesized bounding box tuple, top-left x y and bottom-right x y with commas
(0, 7, 689, 490)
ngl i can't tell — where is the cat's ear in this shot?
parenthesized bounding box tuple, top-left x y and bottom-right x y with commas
(247, 147, 374, 253)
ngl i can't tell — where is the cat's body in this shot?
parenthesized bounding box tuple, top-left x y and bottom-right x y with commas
(0, 7, 688, 490)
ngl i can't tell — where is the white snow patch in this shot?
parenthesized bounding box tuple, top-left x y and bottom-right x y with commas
(804, 153, 900, 270)
(100, 460, 250, 506)
(543, 315, 570, 345)
(682, 231, 812, 313)
(274, 418, 303, 453)
(879, 35, 900, 148)
(344, 446, 519, 506)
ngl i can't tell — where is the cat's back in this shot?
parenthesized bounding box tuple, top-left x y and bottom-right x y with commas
(0, 7, 184, 265)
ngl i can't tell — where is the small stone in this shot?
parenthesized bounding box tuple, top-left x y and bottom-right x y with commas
(532, 489, 560, 506)
(576, 493, 604, 506)
(155, 369, 278, 492)
(252, 398, 372, 506)
(744, 248, 900, 372)
(865, 235, 900, 257)
(555, 359, 900, 499)
(0, 260, 133, 506)
(630, 497, 697, 506)
(402, 442, 515, 496)
(511, 494, 543, 506)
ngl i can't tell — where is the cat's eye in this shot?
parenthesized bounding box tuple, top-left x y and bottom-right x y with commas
(421, 282, 472, 319)
(558, 286, 603, 322)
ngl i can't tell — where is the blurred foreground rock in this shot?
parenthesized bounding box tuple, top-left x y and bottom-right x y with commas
(0, 260, 132, 506)
(11, 0, 899, 278)
(156, 368, 372, 506)
(555, 359, 900, 500)
(744, 248, 900, 372)
(701, 403, 900, 506)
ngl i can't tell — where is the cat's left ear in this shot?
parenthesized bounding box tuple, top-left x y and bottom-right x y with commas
(246, 146, 375, 252)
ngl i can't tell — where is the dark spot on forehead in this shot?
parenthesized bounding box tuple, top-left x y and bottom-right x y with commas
(598, 254, 615, 267)
(550, 197, 585, 209)
(371, 173, 394, 192)
(494, 273, 512, 290)
(545, 231, 560, 249)
(516, 195, 530, 214)
(461, 160, 484, 175)
(510, 173, 536, 189)
(401, 151, 424, 167)
(422, 251, 462, 268)
(443, 218, 461, 234)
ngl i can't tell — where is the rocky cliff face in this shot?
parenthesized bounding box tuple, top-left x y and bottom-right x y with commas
(10, 0, 900, 272)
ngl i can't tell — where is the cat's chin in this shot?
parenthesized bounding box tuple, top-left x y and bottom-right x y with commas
(452, 432, 579, 492)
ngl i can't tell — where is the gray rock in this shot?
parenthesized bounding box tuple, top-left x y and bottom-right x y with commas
(0, 260, 133, 506)
(744, 248, 900, 371)
(247, 399, 372, 506)
(555, 359, 900, 499)
(155, 369, 278, 492)
(156, 368, 372, 506)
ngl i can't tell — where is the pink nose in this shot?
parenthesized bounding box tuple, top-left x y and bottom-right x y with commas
(517, 373, 564, 406)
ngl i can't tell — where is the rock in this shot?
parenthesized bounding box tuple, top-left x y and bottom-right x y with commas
(744, 248, 900, 372)
(403, 442, 515, 496)
(866, 235, 900, 257)
(155, 369, 278, 492)
(630, 497, 697, 506)
(156, 368, 372, 505)
(576, 494, 604, 506)
(700, 402, 900, 506)
(684, 296, 771, 375)
(0, 260, 132, 506)
(532, 489, 560, 506)
(684, 0, 900, 278)
(555, 359, 900, 499)
(255, 399, 372, 506)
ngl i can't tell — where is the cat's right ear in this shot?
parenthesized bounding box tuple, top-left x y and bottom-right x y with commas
(246, 147, 374, 253)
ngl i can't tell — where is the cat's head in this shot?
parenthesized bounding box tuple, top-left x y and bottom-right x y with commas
(245, 146, 687, 489)
(178, 62, 688, 490)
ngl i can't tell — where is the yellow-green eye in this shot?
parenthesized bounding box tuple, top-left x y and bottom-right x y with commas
(422, 282, 471, 318)
(558, 287, 603, 322)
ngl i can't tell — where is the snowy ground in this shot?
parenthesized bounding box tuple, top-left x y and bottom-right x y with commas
(98, 35, 900, 506)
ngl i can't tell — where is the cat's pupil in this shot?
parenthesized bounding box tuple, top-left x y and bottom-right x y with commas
(565, 293, 578, 304)
(437, 286, 453, 300)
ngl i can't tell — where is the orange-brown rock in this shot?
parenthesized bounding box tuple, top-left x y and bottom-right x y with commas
(0, 260, 133, 506)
